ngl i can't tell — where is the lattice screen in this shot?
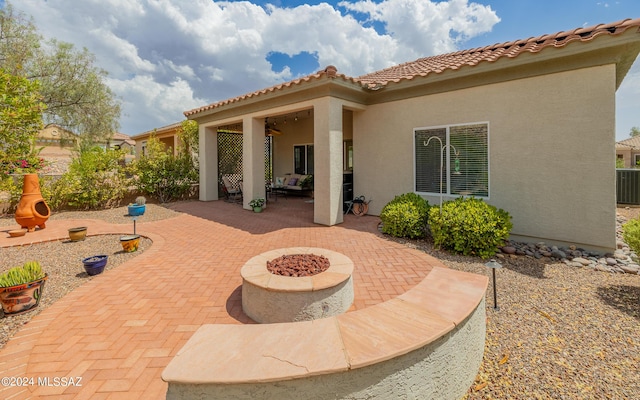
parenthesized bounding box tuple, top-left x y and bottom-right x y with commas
(216, 132, 273, 197)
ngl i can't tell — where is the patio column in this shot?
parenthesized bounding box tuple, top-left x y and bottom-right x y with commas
(242, 116, 266, 210)
(313, 97, 343, 226)
(199, 125, 219, 201)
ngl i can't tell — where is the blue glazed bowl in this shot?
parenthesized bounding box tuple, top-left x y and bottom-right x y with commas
(82, 255, 108, 276)
(127, 204, 146, 216)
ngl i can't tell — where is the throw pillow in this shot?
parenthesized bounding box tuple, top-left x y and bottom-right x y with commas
(275, 177, 285, 186)
(288, 177, 298, 186)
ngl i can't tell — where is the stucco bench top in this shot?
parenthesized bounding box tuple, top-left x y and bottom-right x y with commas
(162, 266, 488, 385)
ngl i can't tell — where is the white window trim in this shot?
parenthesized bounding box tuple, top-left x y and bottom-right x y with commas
(413, 121, 490, 199)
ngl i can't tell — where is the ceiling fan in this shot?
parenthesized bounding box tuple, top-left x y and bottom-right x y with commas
(265, 118, 282, 136)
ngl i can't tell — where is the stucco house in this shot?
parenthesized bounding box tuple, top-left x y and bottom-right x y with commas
(132, 122, 183, 157)
(185, 18, 640, 252)
(616, 136, 640, 168)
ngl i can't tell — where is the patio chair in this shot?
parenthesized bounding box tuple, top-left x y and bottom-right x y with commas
(222, 175, 242, 203)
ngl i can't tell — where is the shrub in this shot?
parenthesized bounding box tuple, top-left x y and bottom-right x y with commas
(622, 218, 640, 254)
(54, 147, 129, 209)
(0, 175, 21, 215)
(380, 193, 430, 239)
(428, 197, 512, 259)
(131, 135, 198, 203)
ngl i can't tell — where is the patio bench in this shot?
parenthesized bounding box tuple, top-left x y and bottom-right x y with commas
(162, 266, 488, 400)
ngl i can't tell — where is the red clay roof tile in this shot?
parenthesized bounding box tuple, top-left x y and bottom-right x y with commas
(185, 18, 640, 117)
(356, 18, 640, 87)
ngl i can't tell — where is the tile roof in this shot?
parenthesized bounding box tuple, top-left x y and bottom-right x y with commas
(617, 135, 640, 149)
(185, 18, 640, 117)
(356, 18, 640, 87)
(184, 66, 354, 117)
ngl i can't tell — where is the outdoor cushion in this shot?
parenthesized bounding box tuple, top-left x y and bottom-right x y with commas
(275, 177, 286, 186)
(288, 177, 298, 186)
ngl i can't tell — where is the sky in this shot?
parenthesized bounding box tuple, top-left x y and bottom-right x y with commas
(3, 0, 640, 139)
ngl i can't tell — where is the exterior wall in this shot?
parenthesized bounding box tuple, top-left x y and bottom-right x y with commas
(272, 116, 315, 177)
(616, 147, 640, 168)
(354, 65, 617, 251)
(133, 129, 180, 156)
(272, 110, 353, 179)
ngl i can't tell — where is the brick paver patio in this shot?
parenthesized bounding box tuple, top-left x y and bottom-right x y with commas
(0, 198, 446, 399)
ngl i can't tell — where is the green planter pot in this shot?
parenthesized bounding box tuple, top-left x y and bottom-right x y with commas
(253, 206, 263, 213)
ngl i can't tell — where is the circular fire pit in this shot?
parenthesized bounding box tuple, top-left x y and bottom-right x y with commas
(240, 247, 354, 323)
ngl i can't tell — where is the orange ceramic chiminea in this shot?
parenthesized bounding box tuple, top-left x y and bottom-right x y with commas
(14, 173, 50, 232)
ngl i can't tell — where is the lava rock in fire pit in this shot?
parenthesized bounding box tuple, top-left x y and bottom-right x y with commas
(267, 254, 330, 277)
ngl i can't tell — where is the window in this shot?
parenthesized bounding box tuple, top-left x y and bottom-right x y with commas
(415, 123, 489, 197)
(344, 140, 353, 171)
(294, 144, 314, 175)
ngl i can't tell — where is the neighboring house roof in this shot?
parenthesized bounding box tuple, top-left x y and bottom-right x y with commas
(616, 136, 640, 150)
(111, 132, 135, 146)
(184, 18, 640, 118)
(131, 121, 182, 140)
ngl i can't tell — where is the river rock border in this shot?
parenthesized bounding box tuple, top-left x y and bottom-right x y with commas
(498, 215, 639, 275)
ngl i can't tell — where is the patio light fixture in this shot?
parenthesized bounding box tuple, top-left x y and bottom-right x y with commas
(484, 259, 502, 311)
(424, 136, 461, 213)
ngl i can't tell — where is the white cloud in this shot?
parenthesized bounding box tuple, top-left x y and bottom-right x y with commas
(107, 75, 207, 133)
(11, 0, 500, 133)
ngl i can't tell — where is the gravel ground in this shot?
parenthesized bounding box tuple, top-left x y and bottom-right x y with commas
(0, 204, 180, 349)
(391, 207, 640, 399)
(1, 204, 639, 399)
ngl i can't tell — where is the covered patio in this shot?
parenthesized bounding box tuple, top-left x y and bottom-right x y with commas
(188, 66, 363, 227)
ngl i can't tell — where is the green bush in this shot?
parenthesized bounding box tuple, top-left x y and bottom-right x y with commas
(131, 135, 198, 203)
(622, 218, 640, 254)
(54, 147, 129, 209)
(380, 193, 430, 239)
(0, 175, 21, 215)
(428, 197, 512, 259)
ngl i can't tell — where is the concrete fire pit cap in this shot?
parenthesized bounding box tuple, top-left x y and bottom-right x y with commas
(241, 247, 354, 292)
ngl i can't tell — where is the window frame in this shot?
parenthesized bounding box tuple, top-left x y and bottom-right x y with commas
(293, 143, 314, 175)
(413, 121, 490, 199)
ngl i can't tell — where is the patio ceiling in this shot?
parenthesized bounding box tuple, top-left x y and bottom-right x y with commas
(217, 108, 315, 134)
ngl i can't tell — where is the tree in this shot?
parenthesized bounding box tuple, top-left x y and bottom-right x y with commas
(178, 120, 199, 168)
(0, 4, 39, 77)
(132, 134, 198, 203)
(0, 68, 46, 172)
(0, 3, 121, 147)
(630, 126, 640, 137)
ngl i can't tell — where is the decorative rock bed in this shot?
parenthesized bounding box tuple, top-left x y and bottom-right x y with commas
(162, 266, 489, 400)
(240, 247, 354, 323)
(497, 214, 640, 275)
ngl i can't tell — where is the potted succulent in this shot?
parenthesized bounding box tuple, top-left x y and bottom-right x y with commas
(0, 261, 47, 317)
(249, 198, 265, 213)
(82, 255, 108, 276)
(128, 196, 146, 216)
